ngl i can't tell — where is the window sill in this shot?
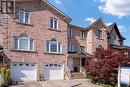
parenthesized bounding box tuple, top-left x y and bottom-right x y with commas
(10, 49, 37, 53)
(15, 20, 33, 26)
(79, 38, 86, 40)
(44, 52, 64, 55)
(48, 28, 61, 32)
(96, 38, 104, 40)
(68, 36, 74, 38)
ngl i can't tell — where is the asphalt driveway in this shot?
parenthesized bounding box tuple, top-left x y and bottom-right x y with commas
(10, 79, 100, 87)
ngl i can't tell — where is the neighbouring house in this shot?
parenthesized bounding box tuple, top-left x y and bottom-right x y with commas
(67, 18, 130, 79)
(0, 0, 129, 82)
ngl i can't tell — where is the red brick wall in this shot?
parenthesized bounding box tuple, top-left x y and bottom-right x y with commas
(0, 1, 68, 76)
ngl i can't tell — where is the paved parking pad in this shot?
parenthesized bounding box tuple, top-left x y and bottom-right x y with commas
(10, 79, 100, 87)
(42, 79, 100, 87)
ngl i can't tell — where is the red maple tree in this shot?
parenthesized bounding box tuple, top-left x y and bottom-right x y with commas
(86, 48, 130, 85)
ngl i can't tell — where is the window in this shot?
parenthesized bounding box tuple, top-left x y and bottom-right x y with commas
(80, 31, 85, 39)
(68, 44, 74, 52)
(80, 46, 85, 52)
(46, 39, 62, 53)
(98, 45, 102, 48)
(19, 10, 30, 24)
(67, 29, 73, 37)
(50, 18, 58, 29)
(1, 1, 14, 14)
(96, 30, 102, 39)
(13, 34, 34, 51)
(110, 36, 116, 45)
(0, 14, 3, 23)
(95, 45, 102, 51)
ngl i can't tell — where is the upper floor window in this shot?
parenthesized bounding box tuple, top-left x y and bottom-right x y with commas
(80, 46, 85, 52)
(0, 14, 3, 23)
(96, 30, 102, 39)
(13, 33, 34, 51)
(68, 44, 74, 52)
(67, 29, 73, 37)
(46, 39, 62, 53)
(1, 1, 14, 14)
(50, 18, 58, 29)
(110, 36, 116, 45)
(80, 31, 85, 39)
(19, 10, 30, 24)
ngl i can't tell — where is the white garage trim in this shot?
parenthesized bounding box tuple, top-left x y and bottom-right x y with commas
(44, 63, 64, 80)
(120, 66, 130, 85)
(11, 62, 37, 81)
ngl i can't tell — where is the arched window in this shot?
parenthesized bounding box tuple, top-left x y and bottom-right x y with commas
(95, 45, 102, 51)
(46, 38, 62, 53)
(98, 45, 102, 48)
(13, 33, 34, 51)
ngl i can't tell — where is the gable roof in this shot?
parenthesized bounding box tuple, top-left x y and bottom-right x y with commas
(108, 23, 126, 40)
(42, 0, 72, 23)
(86, 17, 109, 31)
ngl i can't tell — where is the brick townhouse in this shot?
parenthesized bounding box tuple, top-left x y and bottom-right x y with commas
(0, 0, 129, 81)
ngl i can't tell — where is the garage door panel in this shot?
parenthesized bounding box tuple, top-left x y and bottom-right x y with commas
(120, 67, 130, 85)
(11, 63, 37, 81)
(44, 63, 64, 80)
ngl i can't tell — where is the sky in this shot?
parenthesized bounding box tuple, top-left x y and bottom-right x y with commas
(48, 0, 130, 46)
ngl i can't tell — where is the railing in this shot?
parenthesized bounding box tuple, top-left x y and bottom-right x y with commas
(80, 66, 86, 77)
(65, 66, 71, 79)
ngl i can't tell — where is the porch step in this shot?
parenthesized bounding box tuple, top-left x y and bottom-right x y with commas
(71, 72, 86, 79)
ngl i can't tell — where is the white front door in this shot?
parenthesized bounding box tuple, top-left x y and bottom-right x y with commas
(11, 63, 37, 81)
(44, 63, 64, 80)
(67, 58, 74, 72)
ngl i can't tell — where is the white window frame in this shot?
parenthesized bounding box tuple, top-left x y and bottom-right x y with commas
(80, 46, 85, 52)
(110, 36, 116, 45)
(46, 40, 62, 53)
(96, 30, 102, 39)
(13, 37, 34, 51)
(80, 31, 85, 39)
(19, 10, 30, 24)
(50, 18, 58, 30)
(68, 44, 74, 52)
(67, 29, 73, 37)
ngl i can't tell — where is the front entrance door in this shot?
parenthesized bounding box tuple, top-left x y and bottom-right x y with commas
(81, 58, 85, 67)
(67, 58, 74, 72)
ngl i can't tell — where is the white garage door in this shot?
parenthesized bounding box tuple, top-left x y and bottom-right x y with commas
(44, 63, 64, 80)
(120, 66, 130, 85)
(11, 63, 37, 81)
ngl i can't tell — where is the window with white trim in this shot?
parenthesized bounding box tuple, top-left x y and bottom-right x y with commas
(46, 39, 62, 53)
(110, 36, 116, 45)
(1, 1, 14, 14)
(19, 10, 30, 24)
(80, 46, 85, 52)
(13, 34, 34, 51)
(68, 44, 74, 52)
(50, 18, 58, 29)
(96, 30, 102, 39)
(80, 30, 85, 39)
(67, 29, 73, 37)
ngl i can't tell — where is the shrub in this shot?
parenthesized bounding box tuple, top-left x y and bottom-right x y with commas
(0, 67, 10, 86)
(86, 48, 130, 86)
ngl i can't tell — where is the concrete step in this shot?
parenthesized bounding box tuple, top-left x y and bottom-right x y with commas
(71, 72, 86, 79)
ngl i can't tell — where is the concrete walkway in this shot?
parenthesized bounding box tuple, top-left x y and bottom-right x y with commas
(41, 79, 100, 87)
(10, 79, 100, 87)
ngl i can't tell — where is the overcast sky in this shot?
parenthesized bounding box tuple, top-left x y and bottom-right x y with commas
(48, 0, 130, 46)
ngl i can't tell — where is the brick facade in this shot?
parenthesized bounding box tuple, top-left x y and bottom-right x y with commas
(0, 0, 69, 79)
